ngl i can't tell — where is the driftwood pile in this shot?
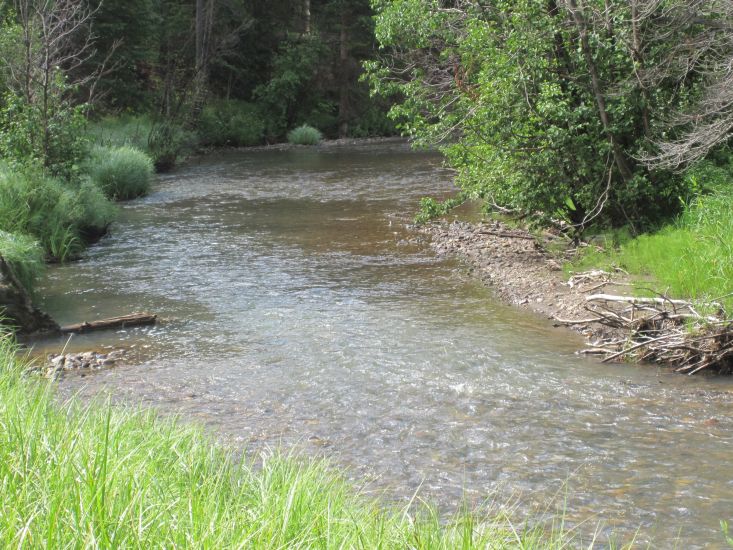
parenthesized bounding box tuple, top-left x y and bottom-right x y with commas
(555, 271, 733, 375)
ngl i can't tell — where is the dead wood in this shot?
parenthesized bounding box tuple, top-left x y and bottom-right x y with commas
(61, 313, 157, 334)
(554, 278, 733, 374)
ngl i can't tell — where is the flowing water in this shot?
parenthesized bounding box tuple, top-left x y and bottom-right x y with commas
(36, 142, 733, 547)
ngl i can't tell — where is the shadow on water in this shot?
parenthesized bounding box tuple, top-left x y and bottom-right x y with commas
(34, 142, 733, 548)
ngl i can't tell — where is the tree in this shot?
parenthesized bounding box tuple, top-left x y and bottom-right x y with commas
(0, 0, 111, 175)
(367, 0, 726, 232)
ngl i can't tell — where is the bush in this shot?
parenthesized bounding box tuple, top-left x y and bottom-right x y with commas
(89, 115, 198, 172)
(0, 164, 116, 261)
(147, 122, 198, 172)
(287, 124, 322, 145)
(86, 145, 154, 200)
(89, 115, 152, 151)
(0, 231, 44, 293)
(198, 100, 265, 147)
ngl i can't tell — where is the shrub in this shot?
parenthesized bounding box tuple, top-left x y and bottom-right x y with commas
(89, 115, 152, 151)
(0, 164, 116, 261)
(89, 116, 198, 172)
(147, 122, 198, 172)
(0, 231, 44, 293)
(86, 145, 154, 200)
(198, 100, 265, 147)
(287, 124, 322, 145)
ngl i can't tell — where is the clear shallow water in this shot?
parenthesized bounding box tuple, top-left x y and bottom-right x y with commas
(36, 143, 733, 547)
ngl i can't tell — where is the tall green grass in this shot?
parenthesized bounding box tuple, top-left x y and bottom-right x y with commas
(89, 115, 198, 172)
(0, 332, 605, 548)
(86, 145, 154, 200)
(198, 100, 265, 147)
(0, 165, 116, 262)
(572, 161, 733, 311)
(0, 231, 44, 293)
(287, 124, 323, 145)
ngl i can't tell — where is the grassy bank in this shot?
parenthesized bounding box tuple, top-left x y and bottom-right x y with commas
(0, 334, 594, 548)
(571, 160, 733, 312)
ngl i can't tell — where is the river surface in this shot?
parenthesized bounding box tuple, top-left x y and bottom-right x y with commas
(36, 142, 733, 547)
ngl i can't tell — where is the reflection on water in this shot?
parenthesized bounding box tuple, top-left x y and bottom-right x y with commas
(36, 142, 733, 547)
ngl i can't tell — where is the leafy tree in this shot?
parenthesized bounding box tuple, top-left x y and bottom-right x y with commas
(367, 0, 725, 233)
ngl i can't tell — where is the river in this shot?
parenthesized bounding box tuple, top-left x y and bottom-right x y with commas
(36, 142, 733, 547)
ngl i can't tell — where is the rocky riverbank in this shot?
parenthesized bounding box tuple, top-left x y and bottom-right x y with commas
(422, 219, 733, 374)
(29, 349, 127, 379)
(420, 220, 629, 342)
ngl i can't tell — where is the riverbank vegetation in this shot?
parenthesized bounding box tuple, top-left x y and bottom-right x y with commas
(0, 331, 592, 548)
(366, 1, 733, 368)
(572, 159, 733, 311)
(0, 0, 401, 324)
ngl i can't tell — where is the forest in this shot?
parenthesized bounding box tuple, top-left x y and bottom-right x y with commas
(1, 0, 733, 547)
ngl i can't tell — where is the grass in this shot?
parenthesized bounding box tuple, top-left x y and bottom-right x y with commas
(0, 164, 116, 263)
(86, 145, 154, 200)
(571, 160, 733, 312)
(198, 100, 265, 147)
(287, 124, 323, 145)
(88, 115, 153, 152)
(0, 231, 44, 293)
(89, 115, 197, 172)
(0, 332, 611, 548)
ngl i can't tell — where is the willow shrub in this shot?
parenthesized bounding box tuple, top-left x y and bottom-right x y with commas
(87, 145, 154, 200)
(287, 124, 322, 145)
(0, 165, 115, 262)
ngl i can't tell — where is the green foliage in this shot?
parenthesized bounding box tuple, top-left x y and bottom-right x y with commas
(415, 192, 470, 224)
(0, 164, 115, 262)
(86, 146, 154, 200)
(147, 121, 198, 172)
(571, 162, 733, 311)
(198, 100, 265, 147)
(0, 92, 89, 179)
(254, 35, 327, 139)
(89, 115, 154, 151)
(0, 331, 599, 548)
(367, 0, 703, 231)
(89, 115, 196, 172)
(0, 231, 44, 293)
(286, 124, 322, 145)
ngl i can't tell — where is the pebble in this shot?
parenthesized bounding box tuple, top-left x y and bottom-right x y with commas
(29, 350, 127, 379)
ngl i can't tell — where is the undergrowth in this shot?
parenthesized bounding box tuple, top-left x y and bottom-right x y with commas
(287, 124, 322, 145)
(198, 100, 265, 147)
(571, 160, 733, 312)
(87, 145, 154, 200)
(0, 231, 44, 293)
(0, 164, 115, 263)
(89, 115, 196, 171)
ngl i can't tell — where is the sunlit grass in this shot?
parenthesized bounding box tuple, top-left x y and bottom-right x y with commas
(0, 331, 618, 548)
(571, 166, 733, 312)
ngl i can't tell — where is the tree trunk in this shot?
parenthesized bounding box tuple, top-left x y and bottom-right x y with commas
(338, 11, 350, 138)
(566, 0, 634, 182)
(303, 0, 311, 34)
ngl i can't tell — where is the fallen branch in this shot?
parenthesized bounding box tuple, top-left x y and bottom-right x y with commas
(61, 313, 157, 334)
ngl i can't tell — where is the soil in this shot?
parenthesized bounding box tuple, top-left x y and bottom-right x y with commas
(420, 219, 628, 345)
